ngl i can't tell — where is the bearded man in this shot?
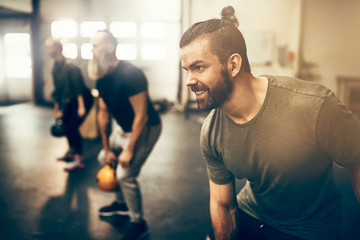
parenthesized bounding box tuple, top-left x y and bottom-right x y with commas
(88, 30, 161, 240)
(180, 6, 360, 240)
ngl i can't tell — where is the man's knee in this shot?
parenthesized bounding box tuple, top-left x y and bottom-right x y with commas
(97, 149, 106, 166)
(116, 174, 139, 190)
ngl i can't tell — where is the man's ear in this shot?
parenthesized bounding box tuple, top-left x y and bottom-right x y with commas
(106, 42, 116, 54)
(227, 54, 242, 78)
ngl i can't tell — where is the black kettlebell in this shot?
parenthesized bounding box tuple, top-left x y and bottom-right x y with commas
(50, 118, 66, 137)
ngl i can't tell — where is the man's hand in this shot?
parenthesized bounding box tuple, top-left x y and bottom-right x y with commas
(55, 110, 63, 119)
(118, 149, 133, 168)
(77, 95, 86, 118)
(78, 106, 86, 118)
(105, 150, 117, 165)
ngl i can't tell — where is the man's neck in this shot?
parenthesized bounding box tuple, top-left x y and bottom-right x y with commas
(54, 54, 64, 63)
(222, 74, 268, 124)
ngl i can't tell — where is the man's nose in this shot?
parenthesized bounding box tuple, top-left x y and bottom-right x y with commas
(185, 73, 197, 86)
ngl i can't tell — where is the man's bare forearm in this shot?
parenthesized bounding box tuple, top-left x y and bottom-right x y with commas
(210, 200, 238, 240)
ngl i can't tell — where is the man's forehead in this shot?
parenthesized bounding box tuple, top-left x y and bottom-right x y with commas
(180, 38, 213, 63)
(91, 32, 106, 44)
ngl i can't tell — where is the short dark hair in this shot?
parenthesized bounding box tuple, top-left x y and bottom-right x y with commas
(180, 6, 251, 73)
(45, 37, 63, 52)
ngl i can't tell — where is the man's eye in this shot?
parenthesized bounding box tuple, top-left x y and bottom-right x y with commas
(196, 66, 204, 71)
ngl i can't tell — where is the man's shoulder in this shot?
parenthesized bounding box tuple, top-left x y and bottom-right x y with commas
(117, 61, 143, 77)
(265, 75, 331, 99)
(201, 109, 221, 137)
(63, 59, 81, 70)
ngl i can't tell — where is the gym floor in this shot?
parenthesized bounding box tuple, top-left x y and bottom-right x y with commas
(0, 102, 359, 240)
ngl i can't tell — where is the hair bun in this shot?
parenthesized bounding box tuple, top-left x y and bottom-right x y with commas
(220, 6, 239, 27)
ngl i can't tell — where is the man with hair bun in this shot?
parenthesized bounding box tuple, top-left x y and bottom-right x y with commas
(180, 5, 360, 240)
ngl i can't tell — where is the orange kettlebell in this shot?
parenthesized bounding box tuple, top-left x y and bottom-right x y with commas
(96, 164, 119, 192)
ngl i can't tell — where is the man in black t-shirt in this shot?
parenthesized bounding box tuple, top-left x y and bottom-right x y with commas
(45, 38, 93, 171)
(88, 30, 161, 240)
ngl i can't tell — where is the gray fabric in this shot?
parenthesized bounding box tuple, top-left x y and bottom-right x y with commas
(201, 75, 360, 239)
(98, 122, 161, 221)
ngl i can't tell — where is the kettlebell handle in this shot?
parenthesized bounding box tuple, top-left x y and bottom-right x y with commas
(55, 118, 63, 125)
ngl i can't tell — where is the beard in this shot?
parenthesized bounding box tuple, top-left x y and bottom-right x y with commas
(192, 68, 233, 111)
(87, 52, 114, 80)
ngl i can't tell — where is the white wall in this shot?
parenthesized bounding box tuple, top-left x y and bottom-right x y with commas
(302, 0, 360, 93)
(0, 19, 32, 102)
(0, 0, 32, 13)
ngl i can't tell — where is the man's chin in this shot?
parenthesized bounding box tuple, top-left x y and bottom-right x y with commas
(197, 100, 214, 112)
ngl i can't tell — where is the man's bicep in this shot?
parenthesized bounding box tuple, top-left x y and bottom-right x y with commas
(209, 179, 236, 205)
(129, 91, 147, 116)
(98, 97, 108, 112)
(204, 152, 235, 185)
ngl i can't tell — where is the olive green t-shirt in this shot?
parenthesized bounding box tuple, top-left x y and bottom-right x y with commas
(201, 75, 360, 239)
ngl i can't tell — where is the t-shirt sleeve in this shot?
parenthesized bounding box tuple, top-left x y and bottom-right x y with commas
(125, 70, 147, 97)
(316, 91, 360, 168)
(200, 112, 235, 184)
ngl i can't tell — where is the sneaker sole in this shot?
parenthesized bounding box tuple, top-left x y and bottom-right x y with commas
(57, 158, 74, 163)
(64, 162, 85, 171)
(98, 210, 129, 216)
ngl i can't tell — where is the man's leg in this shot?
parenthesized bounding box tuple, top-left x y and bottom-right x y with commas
(118, 123, 161, 239)
(97, 125, 128, 216)
(116, 123, 161, 222)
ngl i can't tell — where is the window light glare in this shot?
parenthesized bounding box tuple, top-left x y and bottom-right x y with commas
(110, 21, 137, 38)
(141, 22, 166, 39)
(141, 44, 166, 60)
(4, 33, 30, 55)
(81, 43, 93, 59)
(116, 44, 137, 60)
(6, 56, 32, 78)
(4, 33, 32, 78)
(51, 20, 77, 38)
(80, 21, 106, 38)
(63, 43, 77, 59)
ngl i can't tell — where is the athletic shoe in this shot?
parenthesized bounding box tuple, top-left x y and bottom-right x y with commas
(64, 159, 85, 171)
(57, 151, 76, 162)
(121, 219, 149, 240)
(98, 201, 129, 216)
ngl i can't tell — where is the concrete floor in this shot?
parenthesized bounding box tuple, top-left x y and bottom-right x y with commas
(0, 103, 359, 240)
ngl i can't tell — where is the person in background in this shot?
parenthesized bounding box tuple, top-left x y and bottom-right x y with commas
(180, 6, 360, 240)
(45, 37, 93, 171)
(88, 30, 161, 240)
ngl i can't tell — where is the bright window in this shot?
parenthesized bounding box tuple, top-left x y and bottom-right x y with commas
(81, 43, 93, 59)
(80, 21, 106, 38)
(141, 44, 166, 60)
(51, 20, 77, 38)
(4, 33, 32, 78)
(110, 21, 136, 38)
(63, 43, 77, 59)
(141, 22, 166, 39)
(116, 44, 137, 60)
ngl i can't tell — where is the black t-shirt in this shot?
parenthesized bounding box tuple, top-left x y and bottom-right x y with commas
(52, 59, 88, 108)
(96, 61, 160, 132)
